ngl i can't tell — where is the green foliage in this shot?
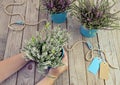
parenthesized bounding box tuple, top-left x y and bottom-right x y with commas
(71, 0, 120, 29)
(23, 24, 69, 72)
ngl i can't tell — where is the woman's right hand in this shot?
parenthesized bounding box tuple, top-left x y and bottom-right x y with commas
(48, 51, 68, 78)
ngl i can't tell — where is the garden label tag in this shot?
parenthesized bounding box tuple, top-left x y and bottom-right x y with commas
(86, 41, 93, 50)
(88, 57, 102, 75)
(100, 62, 109, 80)
(15, 20, 24, 25)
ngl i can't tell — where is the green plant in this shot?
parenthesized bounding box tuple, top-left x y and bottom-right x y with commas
(71, 0, 120, 29)
(23, 23, 69, 72)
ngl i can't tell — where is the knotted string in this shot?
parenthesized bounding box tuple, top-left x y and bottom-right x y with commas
(85, 49, 118, 69)
(64, 40, 119, 69)
(4, 0, 48, 31)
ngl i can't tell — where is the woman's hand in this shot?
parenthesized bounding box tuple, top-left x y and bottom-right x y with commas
(36, 51, 68, 85)
(48, 51, 68, 78)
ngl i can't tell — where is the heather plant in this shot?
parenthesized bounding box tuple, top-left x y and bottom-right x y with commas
(71, 0, 120, 29)
(23, 23, 69, 72)
(42, 0, 73, 14)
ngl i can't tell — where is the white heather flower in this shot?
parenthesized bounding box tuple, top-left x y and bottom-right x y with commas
(23, 24, 69, 72)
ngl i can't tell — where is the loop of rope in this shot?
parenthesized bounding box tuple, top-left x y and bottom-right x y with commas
(4, 0, 48, 31)
(64, 40, 119, 69)
(85, 49, 118, 69)
(4, 1, 25, 15)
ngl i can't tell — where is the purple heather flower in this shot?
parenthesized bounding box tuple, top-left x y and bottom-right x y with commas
(87, 18, 92, 22)
(44, 0, 71, 13)
(99, 11, 103, 18)
(60, 0, 63, 3)
(50, 1, 53, 8)
(96, 11, 103, 18)
(96, 12, 100, 18)
(67, 0, 71, 5)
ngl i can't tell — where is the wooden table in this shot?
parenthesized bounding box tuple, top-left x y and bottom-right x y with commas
(0, 0, 120, 85)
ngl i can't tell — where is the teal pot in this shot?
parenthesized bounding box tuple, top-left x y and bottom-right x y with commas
(51, 12, 67, 24)
(80, 25, 98, 38)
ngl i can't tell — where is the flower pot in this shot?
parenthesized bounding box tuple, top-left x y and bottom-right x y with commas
(51, 12, 67, 24)
(61, 49, 64, 58)
(80, 25, 97, 38)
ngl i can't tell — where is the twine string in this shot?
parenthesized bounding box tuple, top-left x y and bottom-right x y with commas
(85, 49, 118, 69)
(65, 41, 119, 69)
(4, 0, 48, 31)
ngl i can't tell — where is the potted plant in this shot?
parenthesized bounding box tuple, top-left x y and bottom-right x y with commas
(42, 0, 73, 23)
(23, 23, 69, 72)
(71, 0, 120, 38)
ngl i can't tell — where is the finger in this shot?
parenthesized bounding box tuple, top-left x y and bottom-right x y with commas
(63, 51, 67, 59)
(62, 51, 68, 65)
(62, 53, 67, 62)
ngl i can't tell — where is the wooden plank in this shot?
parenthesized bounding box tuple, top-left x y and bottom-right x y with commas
(0, 0, 13, 61)
(53, 21, 69, 85)
(111, 30, 120, 85)
(1, 0, 26, 85)
(97, 30, 120, 85)
(110, 1, 120, 85)
(113, 30, 120, 68)
(16, 0, 39, 85)
(111, 0, 120, 69)
(83, 34, 104, 85)
(67, 15, 87, 85)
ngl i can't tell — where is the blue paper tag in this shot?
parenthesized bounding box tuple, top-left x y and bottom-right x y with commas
(88, 57, 102, 75)
(86, 41, 93, 50)
(15, 21, 24, 25)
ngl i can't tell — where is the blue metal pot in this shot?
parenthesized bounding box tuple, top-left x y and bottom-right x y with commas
(80, 25, 97, 38)
(51, 12, 67, 24)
